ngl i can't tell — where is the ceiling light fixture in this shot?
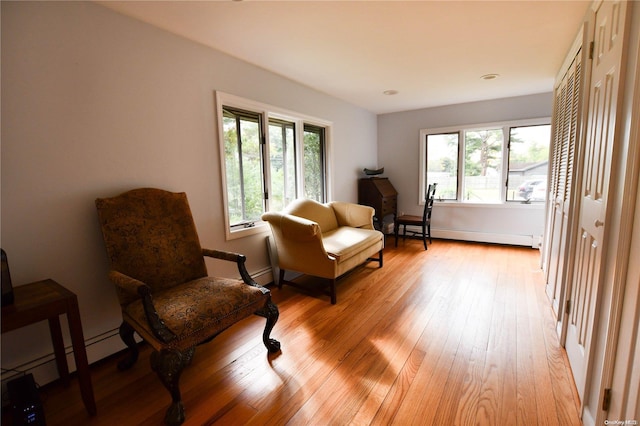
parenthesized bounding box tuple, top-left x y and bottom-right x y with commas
(481, 73, 500, 80)
(383, 90, 398, 95)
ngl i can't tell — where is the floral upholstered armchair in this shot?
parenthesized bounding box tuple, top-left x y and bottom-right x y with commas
(95, 188, 280, 425)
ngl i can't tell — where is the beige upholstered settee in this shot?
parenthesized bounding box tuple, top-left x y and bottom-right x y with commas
(262, 198, 384, 304)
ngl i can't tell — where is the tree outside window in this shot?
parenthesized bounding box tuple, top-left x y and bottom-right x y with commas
(463, 129, 503, 202)
(303, 125, 326, 202)
(222, 108, 265, 227)
(426, 133, 459, 200)
(269, 119, 297, 212)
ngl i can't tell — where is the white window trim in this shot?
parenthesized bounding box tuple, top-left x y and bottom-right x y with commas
(419, 117, 551, 205)
(215, 91, 333, 240)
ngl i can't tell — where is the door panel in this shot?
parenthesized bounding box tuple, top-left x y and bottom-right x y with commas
(565, 0, 627, 402)
(545, 49, 582, 320)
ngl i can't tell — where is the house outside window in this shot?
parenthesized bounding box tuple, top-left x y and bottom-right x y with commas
(506, 125, 551, 202)
(420, 119, 550, 204)
(217, 92, 331, 239)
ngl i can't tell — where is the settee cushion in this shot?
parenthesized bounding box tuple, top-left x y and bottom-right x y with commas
(322, 226, 382, 262)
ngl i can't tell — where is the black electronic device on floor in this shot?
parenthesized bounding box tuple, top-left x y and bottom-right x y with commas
(6, 374, 46, 425)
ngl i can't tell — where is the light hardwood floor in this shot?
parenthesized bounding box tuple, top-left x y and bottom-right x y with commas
(31, 239, 582, 425)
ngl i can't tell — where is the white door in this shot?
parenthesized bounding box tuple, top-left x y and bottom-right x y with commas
(545, 52, 582, 319)
(564, 0, 628, 402)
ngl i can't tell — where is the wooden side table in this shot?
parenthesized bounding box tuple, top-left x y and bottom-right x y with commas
(1, 279, 97, 416)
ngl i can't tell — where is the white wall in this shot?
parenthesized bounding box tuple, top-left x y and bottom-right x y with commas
(377, 93, 553, 246)
(0, 1, 377, 385)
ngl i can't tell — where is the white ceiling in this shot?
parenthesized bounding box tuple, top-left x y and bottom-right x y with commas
(97, 0, 591, 114)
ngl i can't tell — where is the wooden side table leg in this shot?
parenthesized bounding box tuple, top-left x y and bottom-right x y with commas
(48, 315, 70, 386)
(66, 296, 97, 416)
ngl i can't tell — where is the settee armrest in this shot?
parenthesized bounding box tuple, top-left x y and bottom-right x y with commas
(262, 212, 323, 241)
(202, 248, 268, 295)
(330, 201, 375, 229)
(108, 270, 176, 344)
(262, 211, 335, 273)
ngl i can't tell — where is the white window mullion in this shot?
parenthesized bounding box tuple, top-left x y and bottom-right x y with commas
(500, 125, 510, 202)
(295, 121, 305, 200)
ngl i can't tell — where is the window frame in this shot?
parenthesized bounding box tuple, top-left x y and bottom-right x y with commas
(216, 91, 332, 240)
(419, 117, 550, 205)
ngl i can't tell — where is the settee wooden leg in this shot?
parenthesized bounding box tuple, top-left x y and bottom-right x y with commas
(378, 249, 384, 267)
(256, 299, 281, 353)
(330, 278, 337, 304)
(117, 321, 139, 371)
(150, 347, 195, 426)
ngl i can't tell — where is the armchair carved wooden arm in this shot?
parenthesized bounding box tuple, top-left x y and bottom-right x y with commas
(95, 188, 280, 425)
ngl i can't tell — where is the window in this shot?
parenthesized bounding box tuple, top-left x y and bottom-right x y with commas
(420, 119, 550, 204)
(222, 107, 265, 227)
(269, 118, 297, 212)
(463, 128, 503, 202)
(425, 132, 459, 200)
(303, 124, 326, 202)
(506, 125, 551, 202)
(217, 92, 331, 239)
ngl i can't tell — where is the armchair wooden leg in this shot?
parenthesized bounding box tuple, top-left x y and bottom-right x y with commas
(255, 299, 281, 353)
(117, 321, 139, 371)
(150, 347, 195, 426)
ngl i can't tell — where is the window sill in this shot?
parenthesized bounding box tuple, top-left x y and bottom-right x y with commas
(226, 221, 271, 241)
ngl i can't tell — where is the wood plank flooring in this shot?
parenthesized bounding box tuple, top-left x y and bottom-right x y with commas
(28, 239, 582, 425)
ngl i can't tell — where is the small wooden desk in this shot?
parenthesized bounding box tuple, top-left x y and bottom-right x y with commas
(1, 279, 97, 416)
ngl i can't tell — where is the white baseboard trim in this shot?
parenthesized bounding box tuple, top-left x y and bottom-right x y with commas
(252, 266, 274, 286)
(582, 407, 595, 426)
(1, 327, 126, 402)
(426, 227, 541, 248)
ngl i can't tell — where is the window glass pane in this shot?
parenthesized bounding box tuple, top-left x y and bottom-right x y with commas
(303, 125, 326, 202)
(426, 133, 459, 200)
(463, 129, 503, 202)
(269, 119, 297, 211)
(507, 124, 551, 202)
(222, 108, 264, 226)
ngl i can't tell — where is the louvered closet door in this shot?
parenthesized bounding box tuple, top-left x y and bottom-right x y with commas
(565, 0, 628, 402)
(545, 44, 583, 321)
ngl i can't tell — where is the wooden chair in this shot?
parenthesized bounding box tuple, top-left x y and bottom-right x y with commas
(95, 188, 280, 425)
(394, 183, 437, 250)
